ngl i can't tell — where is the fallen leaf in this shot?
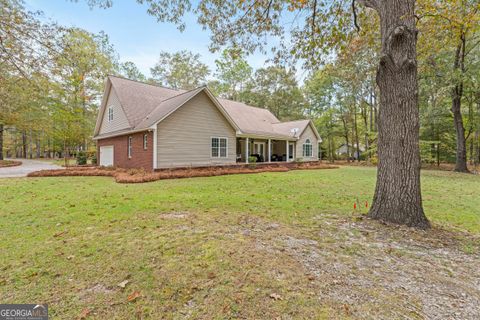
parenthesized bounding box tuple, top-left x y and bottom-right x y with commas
(53, 231, 66, 238)
(269, 293, 282, 301)
(127, 290, 141, 302)
(78, 308, 90, 319)
(117, 280, 129, 288)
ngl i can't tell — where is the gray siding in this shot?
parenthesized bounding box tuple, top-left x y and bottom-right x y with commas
(99, 88, 130, 134)
(156, 91, 236, 168)
(296, 125, 319, 161)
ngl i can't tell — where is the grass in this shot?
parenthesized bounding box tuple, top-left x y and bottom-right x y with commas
(0, 166, 479, 319)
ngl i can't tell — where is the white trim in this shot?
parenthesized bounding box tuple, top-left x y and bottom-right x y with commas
(253, 141, 266, 162)
(210, 136, 228, 158)
(152, 126, 157, 169)
(237, 133, 297, 141)
(303, 139, 313, 157)
(268, 139, 271, 163)
(245, 137, 249, 164)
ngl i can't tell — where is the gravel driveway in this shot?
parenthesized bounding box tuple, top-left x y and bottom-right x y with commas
(0, 159, 63, 178)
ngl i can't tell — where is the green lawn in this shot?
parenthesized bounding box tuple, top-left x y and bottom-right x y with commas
(0, 167, 479, 319)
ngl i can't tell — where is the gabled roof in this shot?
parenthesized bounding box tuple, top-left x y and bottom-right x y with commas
(135, 86, 206, 130)
(94, 75, 320, 141)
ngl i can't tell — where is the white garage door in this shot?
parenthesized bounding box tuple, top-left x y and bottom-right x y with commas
(99, 146, 114, 166)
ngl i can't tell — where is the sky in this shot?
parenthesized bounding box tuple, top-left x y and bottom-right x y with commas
(24, 0, 276, 78)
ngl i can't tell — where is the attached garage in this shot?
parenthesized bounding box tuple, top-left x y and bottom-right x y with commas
(99, 146, 114, 166)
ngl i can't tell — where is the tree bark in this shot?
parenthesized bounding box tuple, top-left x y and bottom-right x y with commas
(365, 0, 430, 229)
(0, 123, 4, 161)
(22, 131, 27, 159)
(353, 102, 360, 162)
(341, 115, 350, 162)
(451, 34, 469, 172)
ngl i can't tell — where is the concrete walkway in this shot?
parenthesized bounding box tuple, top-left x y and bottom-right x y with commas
(0, 159, 63, 178)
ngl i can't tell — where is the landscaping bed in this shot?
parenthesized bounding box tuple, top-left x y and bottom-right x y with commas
(27, 161, 337, 183)
(0, 160, 22, 168)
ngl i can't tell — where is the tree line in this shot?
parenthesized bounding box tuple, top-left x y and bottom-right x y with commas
(1, 0, 479, 174)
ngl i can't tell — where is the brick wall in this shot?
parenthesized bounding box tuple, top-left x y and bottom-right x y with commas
(97, 131, 154, 171)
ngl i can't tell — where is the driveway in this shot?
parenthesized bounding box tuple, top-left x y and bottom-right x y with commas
(0, 159, 63, 178)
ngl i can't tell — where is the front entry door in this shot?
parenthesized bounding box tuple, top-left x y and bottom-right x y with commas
(254, 142, 266, 162)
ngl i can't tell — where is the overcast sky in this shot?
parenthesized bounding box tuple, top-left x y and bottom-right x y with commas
(24, 0, 280, 79)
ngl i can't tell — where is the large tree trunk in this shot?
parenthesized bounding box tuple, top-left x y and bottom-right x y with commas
(364, 0, 430, 229)
(0, 123, 4, 161)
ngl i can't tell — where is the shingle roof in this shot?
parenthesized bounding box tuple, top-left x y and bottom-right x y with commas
(109, 76, 184, 128)
(96, 75, 318, 140)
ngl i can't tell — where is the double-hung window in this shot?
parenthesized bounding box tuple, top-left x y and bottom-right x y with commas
(303, 139, 313, 157)
(108, 106, 114, 122)
(211, 137, 227, 158)
(128, 136, 133, 158)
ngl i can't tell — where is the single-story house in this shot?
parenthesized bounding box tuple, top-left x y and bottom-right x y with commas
(93, 76, 321, 170)
(336, 143, 365, 159)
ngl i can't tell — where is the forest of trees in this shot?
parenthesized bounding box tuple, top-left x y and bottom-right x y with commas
(1, 0, 479, 171)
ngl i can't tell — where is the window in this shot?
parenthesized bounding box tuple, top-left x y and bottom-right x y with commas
(108, 106, 114, 122)
(211, 137, 227, 158)
(143, 133, 148, 150)
(128, 136, 133, 158)
(303, 139, 313, 157)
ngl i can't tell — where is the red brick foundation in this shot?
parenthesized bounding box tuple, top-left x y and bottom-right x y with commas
(97, 131, 154, 171)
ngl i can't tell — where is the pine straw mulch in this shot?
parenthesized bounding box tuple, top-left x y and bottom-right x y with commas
(0, 160, 22, 168)
(27, 162, 337, 184)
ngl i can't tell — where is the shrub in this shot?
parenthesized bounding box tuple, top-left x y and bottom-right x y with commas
(248, 156, 257, 169)
(76, 151, 87, 165)
(91, 153, 97, 165)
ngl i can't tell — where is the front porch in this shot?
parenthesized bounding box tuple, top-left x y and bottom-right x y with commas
(236, 137, 295, 164)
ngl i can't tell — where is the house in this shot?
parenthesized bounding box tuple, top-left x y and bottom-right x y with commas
(336, 143, 365, 160)
(93, 76, 321, 170)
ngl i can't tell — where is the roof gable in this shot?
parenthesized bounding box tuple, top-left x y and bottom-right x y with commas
(135, 86, 240, 132)
(109, 76, 184, 128)
(94, 76, 319, 141)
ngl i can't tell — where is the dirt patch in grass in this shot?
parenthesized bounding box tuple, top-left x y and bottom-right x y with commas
(0, 160, 22, 168)
(27, 162, 337, 183)
(253, 215, 480, 319)
(0, 201, 478, 318)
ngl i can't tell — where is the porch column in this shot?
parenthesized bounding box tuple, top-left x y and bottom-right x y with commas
(245, 137, 249, 164)
(286, 140, 289, 162)
(268, 139, 271, 163)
